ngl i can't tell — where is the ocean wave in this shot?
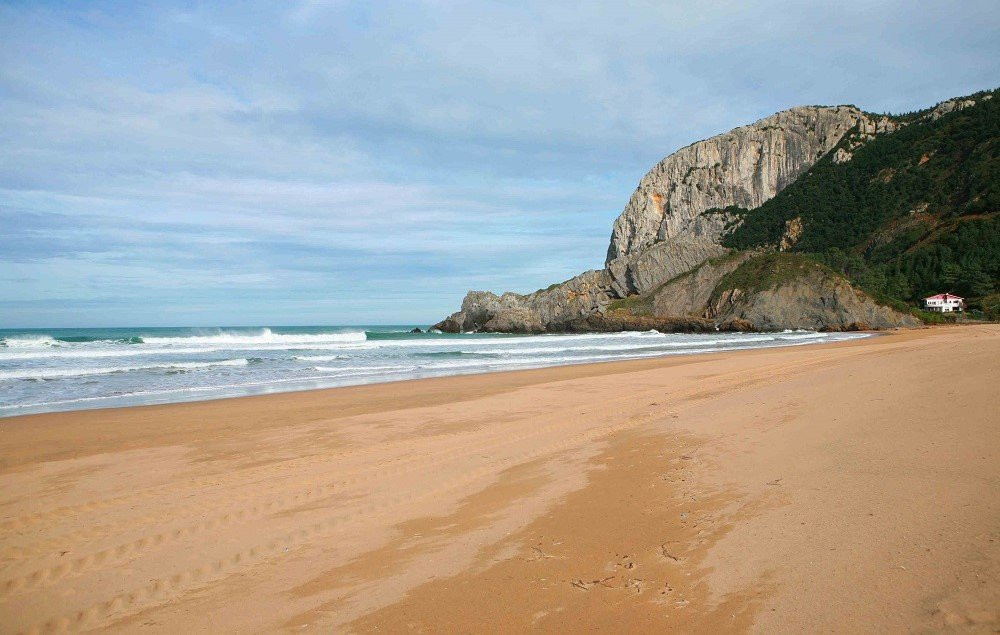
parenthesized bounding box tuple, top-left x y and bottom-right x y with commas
(312, 364, 416, 374)
(1, 371, 386, 410)
(0, 346, 226, 361)
(0, 358, 250, 381)
(0, 328, 872, 417)
(776, 332, 828, 341)
(0, 328, 367, 354)
(413, 349, 686, 371)
(468, 336, 778, 356)
(414, 351, 502, 359)
(349, 331, 668, 350)
(0, 341, 367, 360)
(1, 335, 61, 348)
(141, 328, 366, 346)
(53, 335, 145, 344)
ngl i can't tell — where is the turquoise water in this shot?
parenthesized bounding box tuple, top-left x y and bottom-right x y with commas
(0, 325, 867, 416)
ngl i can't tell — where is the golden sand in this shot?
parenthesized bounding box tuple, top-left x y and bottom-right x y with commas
(1, 325, 997, 632)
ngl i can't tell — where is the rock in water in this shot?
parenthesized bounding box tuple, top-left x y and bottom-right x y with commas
(434, 270, 614, 333)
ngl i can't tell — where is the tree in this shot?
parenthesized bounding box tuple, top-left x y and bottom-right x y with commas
(885, 272, 913, 300)
(940, 261, 962, 287)
(967, 266, 996, 297)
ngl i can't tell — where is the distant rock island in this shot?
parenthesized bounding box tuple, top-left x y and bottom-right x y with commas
(436, 89, 999, 333)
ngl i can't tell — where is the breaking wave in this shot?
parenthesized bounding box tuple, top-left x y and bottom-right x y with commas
(0, 358, 250, 381)
(141, 328, 366, 346)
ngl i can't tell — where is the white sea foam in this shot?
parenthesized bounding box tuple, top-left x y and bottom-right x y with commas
(0, 327, 871, 417)
(311, 364, 412, 373)
(0, 335, 61, 348)
(449, 336, 779, 356)
(293, 354, 351, 362)
(0, 346, 220, 361)
(776, 332, 827, 340)
(0, 358, 249, 380)
(141, 328, 366, 346)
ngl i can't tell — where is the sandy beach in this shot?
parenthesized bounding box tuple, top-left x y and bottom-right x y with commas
(1, 324, 997, 633)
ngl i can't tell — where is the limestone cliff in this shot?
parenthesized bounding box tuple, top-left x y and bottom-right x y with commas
(434, 101, 928, 333)
(606, 106, 869, 261)
(605, 106, 877, 296)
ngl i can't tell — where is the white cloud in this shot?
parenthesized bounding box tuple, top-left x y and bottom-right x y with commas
(1, 0, 997, 326)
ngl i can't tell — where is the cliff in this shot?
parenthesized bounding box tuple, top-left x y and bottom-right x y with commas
(434, 91, 992, 333)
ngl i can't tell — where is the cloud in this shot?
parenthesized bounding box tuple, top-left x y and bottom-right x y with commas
(1, 0, 998, 326)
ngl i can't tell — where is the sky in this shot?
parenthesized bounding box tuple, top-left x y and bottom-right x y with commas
(1, 1, 998, 327)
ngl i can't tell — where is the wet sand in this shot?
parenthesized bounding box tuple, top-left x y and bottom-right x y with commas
(1, 325, 997, 633)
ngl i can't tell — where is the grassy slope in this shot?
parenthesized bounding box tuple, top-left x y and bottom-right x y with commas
(709, 253, 827, 298)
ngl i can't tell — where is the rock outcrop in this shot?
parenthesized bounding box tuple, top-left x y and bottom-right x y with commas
(926, 96, 983, 121)
(600, 106, 888, 298)
(546, 312, 716, 334)
(596, 252, 919, 332)
(649, 252, 755, 318)
(708, 267, 922, 331)
(606, 211, 733, 297)
(434, 270, 613, 333)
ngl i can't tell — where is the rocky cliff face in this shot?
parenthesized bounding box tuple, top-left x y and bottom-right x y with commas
(610, 252, 919, 332)
(606, 106, 869, 262)
(707, 264, 922, 331)
(649, 252, 755, 317)
(604, 106, 875, 296)
(606, 212, 733, 297)
(435, 103, 921, 333)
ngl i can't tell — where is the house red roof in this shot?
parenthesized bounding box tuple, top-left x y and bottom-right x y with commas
(924, 293, 964, 301)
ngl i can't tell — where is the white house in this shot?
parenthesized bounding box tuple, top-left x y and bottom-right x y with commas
(924, 293, 965, 312)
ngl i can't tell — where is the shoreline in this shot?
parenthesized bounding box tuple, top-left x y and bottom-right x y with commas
(1, 324, 996, 632)
(0, 328, 878, 422)
(1, 331, 885, 468)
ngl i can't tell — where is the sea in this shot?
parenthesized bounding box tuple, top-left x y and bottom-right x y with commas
(0, 326, 869, 417)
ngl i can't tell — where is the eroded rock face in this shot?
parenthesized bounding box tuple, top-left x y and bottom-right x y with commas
(779, 217, 804, 251)
(649, 252, 755, 318)
(707, 269, 922, 331)
(433, 270, 614, 333)
(606, 211, 734, 297)
(605, 106, 871, 266)
(926, 98, 978, 121)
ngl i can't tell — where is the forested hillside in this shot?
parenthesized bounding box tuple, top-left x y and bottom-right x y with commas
(723, 89, 999, 315)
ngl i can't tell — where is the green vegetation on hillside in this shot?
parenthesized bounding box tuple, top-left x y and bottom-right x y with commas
(607, 294, 654, 315)
(709, 253, 830, 301)
(723, 89, 1000, 306)
(981, 293, 1000, 320)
